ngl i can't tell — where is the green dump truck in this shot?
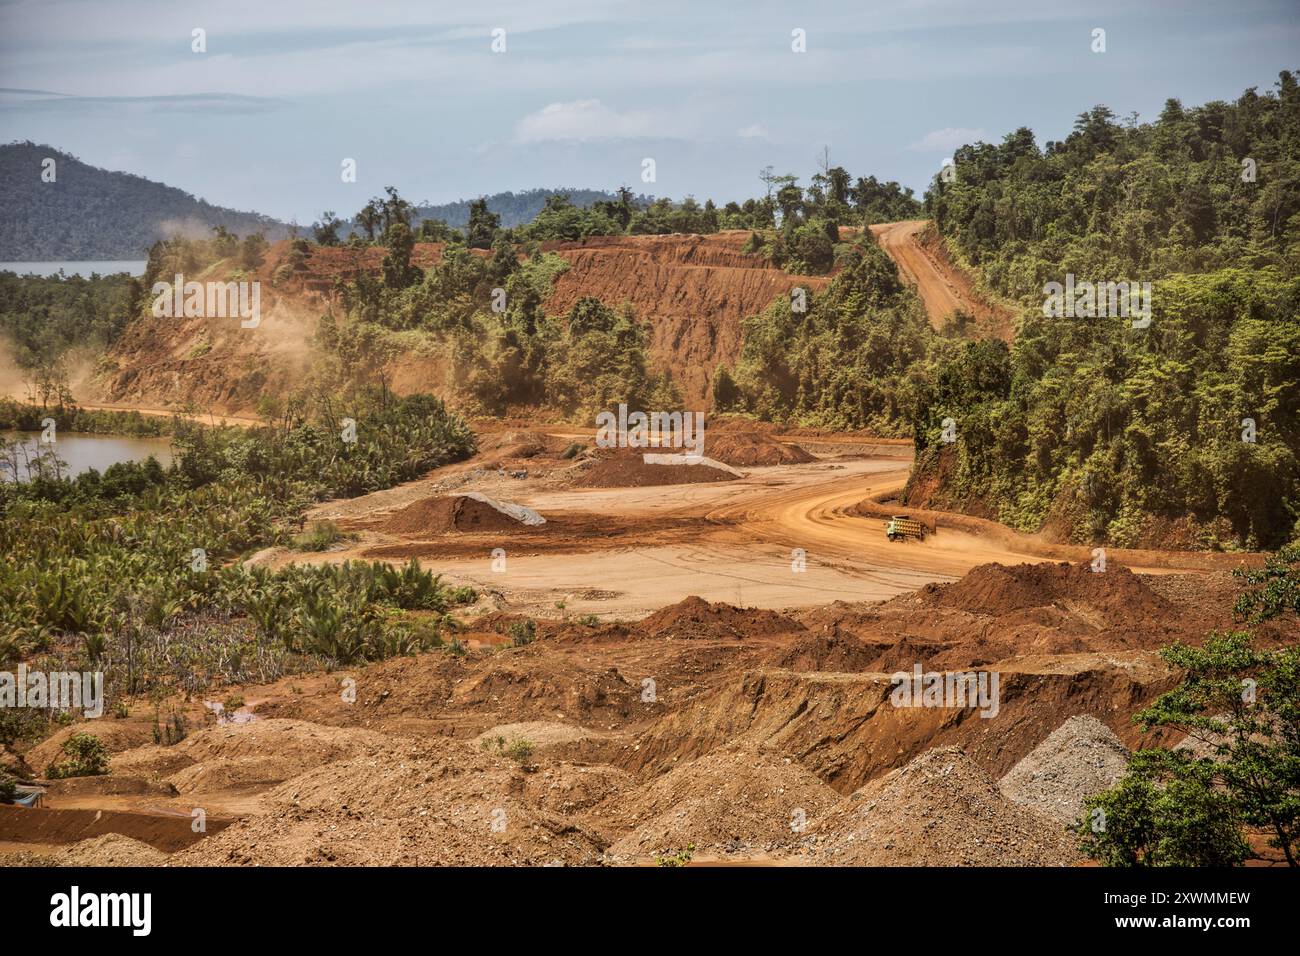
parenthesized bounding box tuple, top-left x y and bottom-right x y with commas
(885, 515, 927, 542)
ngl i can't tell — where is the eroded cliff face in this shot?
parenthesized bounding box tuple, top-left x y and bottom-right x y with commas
(93, 231, 829, 415)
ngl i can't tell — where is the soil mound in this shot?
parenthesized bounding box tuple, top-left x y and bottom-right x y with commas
(705, 432, 815, 467)
(918, 561, 1171, 624)
(998, 716, 1131, 826)
(53, 833, 169, 867)
(113, 719, 393, 794)
(812, 746, 1077, 866)
(600, 749, 841, 858)
(376, 494, 539, 535)
(25, 720, 157, 777)
(638, 596, 805, 641)
(524, 762, 634, 815)
(764, 630, 880, 672)
(473, 721, 614, 763)
(479, 430, 568, 459)
(173, 737, 606, 866)
(572, 450, 737, 488)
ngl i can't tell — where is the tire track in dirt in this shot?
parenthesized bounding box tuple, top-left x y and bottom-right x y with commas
(869, 219, 1014, 338)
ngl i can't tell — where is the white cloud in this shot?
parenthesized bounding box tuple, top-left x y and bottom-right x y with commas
(736, 123, 769, 140)
(515, 99, 664, 142)
(907, 127, 987, 152)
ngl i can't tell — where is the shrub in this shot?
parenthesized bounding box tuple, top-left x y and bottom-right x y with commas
(47, 731, 110, 778)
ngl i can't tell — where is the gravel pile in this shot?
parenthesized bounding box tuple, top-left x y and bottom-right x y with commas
(812, 746, 1077, 866)
(998, 716, 1131, 826)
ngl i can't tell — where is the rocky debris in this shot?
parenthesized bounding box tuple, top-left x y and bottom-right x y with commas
(998, 716, 1131, 826)
(597, 748, 841, 859)
(172, 737, 607, 867)
(524, 763, 634, 816)
(811, 746, 1078, 866)
(53, 833, 169, 867)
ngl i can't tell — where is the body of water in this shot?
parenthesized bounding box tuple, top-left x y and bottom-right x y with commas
(1, 432, 174, 481)
(0, 261, 148, 278)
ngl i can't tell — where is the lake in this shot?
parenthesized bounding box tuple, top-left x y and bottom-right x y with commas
(0, 432, 174, 482)
(0, 261, 148, 278)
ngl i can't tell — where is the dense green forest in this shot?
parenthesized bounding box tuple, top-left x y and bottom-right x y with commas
(905, 71, 1300, 549)
(0, 270, 139, 373)
(0, 142, 289, 260)
(716, 238, 933, 431)
(0, 390, 478, 706)
(706, 74, 1300, 549)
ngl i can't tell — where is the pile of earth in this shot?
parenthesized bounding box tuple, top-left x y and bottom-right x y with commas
(810, 746, 1078, 866)
(24, 719, 157, 777)
(110, 719, 394, 794)
(375, 494, 542, 535)
(998, 716, 1131, 826)
(472, 721, 619, 764)
(763, 629, 881, 672)
(572, 449, 737, 488)
(596, 748, 842, 859)
(0, 833, 170, 868)
(51, 833, 168, 866)
(477, 430, 574, 460)
(856, 561, 1196, 663)
(915, 561, 1171, 624)
(172, 736, 607, 866)
(704, 432, 815, 467)
(524, 762, 635, 815)
(637, 596, 805, 641)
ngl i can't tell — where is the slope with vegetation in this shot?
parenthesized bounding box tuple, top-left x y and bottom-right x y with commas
(907, 72, 1300, 550)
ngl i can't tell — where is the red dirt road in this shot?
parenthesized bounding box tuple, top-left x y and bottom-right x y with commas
(870, 220, 1014, 337)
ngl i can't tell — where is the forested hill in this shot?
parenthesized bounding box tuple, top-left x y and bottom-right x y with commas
(0, 142, 290, 260)
(911, 71, 1300, 551)
(929, 71, 1300, 301)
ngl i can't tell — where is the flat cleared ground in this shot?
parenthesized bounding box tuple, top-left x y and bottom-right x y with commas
(274, 445, 1254, 620)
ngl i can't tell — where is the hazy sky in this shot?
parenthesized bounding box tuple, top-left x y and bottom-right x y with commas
(2, 0, 1298, 223)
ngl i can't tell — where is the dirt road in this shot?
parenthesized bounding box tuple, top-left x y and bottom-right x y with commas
(292, 453, 1254, 620)
(870, 220, 1014, 337)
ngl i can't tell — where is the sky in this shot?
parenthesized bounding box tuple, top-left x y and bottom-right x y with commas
(1, 0, 1298, 224)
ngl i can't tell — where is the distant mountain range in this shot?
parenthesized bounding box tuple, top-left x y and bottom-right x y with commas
(0, 142, 291, 260)
(408, 188, 644, 230)
(0, 142, 645, 260)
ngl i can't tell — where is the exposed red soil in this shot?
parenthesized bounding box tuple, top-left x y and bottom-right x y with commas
(638, 596, 805, 641)
(705, 431, 814, 466)
(92, 232, 828, 414)
(869, 220, 1015, 340)
(375, 494, 530, 535)
(543, 233, 830, 405)
(915, 561, 1170, 622)
(571, 449, 738, 488)
(9, 556, 1293, 867)
(595, 748, 841, 858)
(763, 630, 881, 672)
(0, 804, 232, 853)
(171, 736, 608, 866)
